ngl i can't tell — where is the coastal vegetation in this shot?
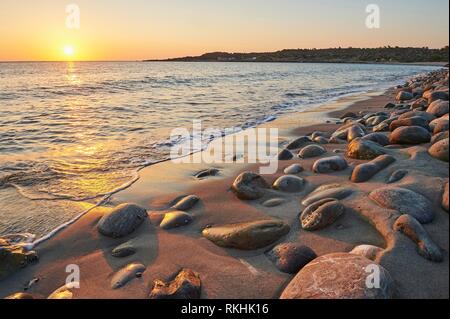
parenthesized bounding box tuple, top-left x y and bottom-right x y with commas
(150, 46, 449, 64)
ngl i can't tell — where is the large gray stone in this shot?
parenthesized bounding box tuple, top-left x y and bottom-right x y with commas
(427, 91, 449, 103)
(97, 203, 148, 238)
(369, 187, 435, 224)
(280, 253, 395, 299)
(302, 184, 354, 206)
(202, 220, 290, 250)
(427, 100, 449, 117)
(272, 175, 305, 193)
(266, 243, 317, 274)
(347, 138, 385, 160)
(277, 149, 294, 160)
(389, 116, 430, 132)
(231, 172, 270, 200)
(347, 125, 365, 142)
(299, 144, 326, 158)
(389, 126, 431, 145)
(361, 133, 390, 146)
(351, 155, 396, 183)
(300, 198, 345, 231)
(286, 136, 313, 150)
(312, 156, 348, 173)
(396, 91, 413, 101)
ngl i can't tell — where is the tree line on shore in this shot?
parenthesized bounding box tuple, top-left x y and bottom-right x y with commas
(149, 46, 449, 64)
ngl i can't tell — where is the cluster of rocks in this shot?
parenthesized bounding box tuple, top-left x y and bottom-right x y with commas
(218, 69, 448, 299)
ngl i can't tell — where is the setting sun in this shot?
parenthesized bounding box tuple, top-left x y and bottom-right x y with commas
(63, 45, 75, 57)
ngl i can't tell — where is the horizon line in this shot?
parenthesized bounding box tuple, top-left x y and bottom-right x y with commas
(2, 45, 448, 63)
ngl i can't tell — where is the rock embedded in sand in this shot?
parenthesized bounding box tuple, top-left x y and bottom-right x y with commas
(300, 198, 345, 231)
(411, 99, 428, 110)
(389, 116, 430, 132)
(301, 184, 354, 206)
(311, 131, 326, 140)
(272, 175, 305, 193)
(0, 243, 38, 281)
(369, 187, 434, 224)
(331, 122, 366, 141)
(202, 220, 290, 250)
(262, 198, 286, 208)
(347, 124, 366, 142)
(442, 182, 449, 212)
(429, 117, 447, 132)
(431, 131, 449, 145)
(171, 195, 200, 211)
(350, 245, 383, 261)
(427, 91, 449, 104)
(112, 240, 137, 258)
(389, 126, 431, 145)
(159, 211, 193, 230)
(280, 253, 395, 299)
(313, 136, 329, 144)
(428, 138, 449, 162)
(396, 91, 413, 101)
(283, 163, 304, 174)
(312, 156, 348, 173)
(277, 149, 294, 160)
(111, 263, 146, 289)
(286, 136, 312, 150)
(231, 172, 270, 200)
(351, 155, 396, 183)
(365, 115, 388, 127)
(266, 243, 317, 274)
(48, 282, 79, 299)
(361, 133, 390, 146)
(195, 168, 219, 179)
(398, 110, 436, 122)
(347, 138, 386, 160)
(298, 144, 326, 159)
(97, 203, 147, 238)
(394, 215, 443, 262)
(387, 169, 408, 184)
(149, 269, 201, 299)
(5, 292, 34, 299)
(433, 120, 449, 135)
(427, 100, 449, 117)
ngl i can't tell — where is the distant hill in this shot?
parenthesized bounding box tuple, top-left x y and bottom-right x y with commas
(146, 47, 449, 64)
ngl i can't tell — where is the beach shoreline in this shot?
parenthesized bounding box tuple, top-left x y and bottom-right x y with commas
(1, 69, 448, 299)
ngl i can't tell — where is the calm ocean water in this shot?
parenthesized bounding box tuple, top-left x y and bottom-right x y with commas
(0, 61, 440, 239)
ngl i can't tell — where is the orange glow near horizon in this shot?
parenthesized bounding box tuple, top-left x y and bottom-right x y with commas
(0, 0, 448, 62)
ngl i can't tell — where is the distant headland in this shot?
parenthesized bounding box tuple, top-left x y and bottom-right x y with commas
(146, 46, 449, 65)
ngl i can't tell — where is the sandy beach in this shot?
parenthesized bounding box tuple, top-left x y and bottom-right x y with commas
(1, 69, 449, 300)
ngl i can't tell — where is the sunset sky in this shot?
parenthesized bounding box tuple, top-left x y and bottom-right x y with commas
(0, 0, 448, 61)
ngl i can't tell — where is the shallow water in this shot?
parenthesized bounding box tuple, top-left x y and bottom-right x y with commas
(0, 61, 440, 238)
